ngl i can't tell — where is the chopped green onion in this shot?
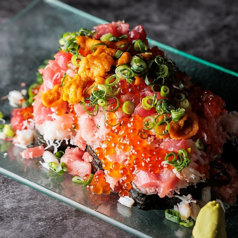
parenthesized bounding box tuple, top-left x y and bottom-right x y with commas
(55, 151, 65, 160)
(104, 96, 119, 112)
(122, 101, 135, 115)
(115, 50, 123, 59)
(60, 73, 67, 87)
(160, 85, 170, 97)
(171, 108, 185, 122)
(179, 218, 194, 228)
(133, 39, 148, 52)
(130, 56, 147, 73)
(91, 43, 108, 52)
(49, 162, 58, 171)
(83, 100, 99, 116)
(156, 99, 175, 114)
(155, 64, 168, 78)
(82, 173, 94, 187)
(28, 83, 39, 98)
(100, 33, 113, 41)
(3, 124, 14, 138)
(154, 55, 164, 66)
(143, 116, 156, 130)
(174, 92, 186, 102)
(154, 118, 170, 135)
(165, 209, 181, 223)
(115, 65, 135, 81)
(165, 209, 194, 227)
(117, 43, 131, 51)
(98, 99, 107, 107)
(71, 54, 82, 67)
(195, 138, 205, 151)
(105, 74, 119, 86)
(0, 111, 3, 119)
(78, 28, 94, 37)
(56, 162, 68, 175)
(179, 99, 190, 109)
(164, 149, 191, 172)
(108, 87, 120, 96)
(142, 95, 156, 110)
(150, 84, 161, 92)
(144, 75, 153, 86)
(109, 35, 128, 42)
(72, 176, 84, 184)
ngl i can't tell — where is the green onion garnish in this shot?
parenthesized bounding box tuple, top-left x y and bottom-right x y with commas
(154, 55, 164, 66)
(154, 117, 170, 135)
(142, 95, 156, 110)
(91, 43, 108, 52)
(71, 54, 82, 67)
(72, 176, 84, 184)
(195, 138, 205, 151)
(83, 100, 99, 116)
(3, 124, 14, 138)
(78, 28, 94, 37)
(82, 173, 94, 187)
(122, 101, 135, 115)
(56, 162, 68, 175)
(0, 111, 3, 119)
(115, 65, 135, 82)
(60, 73, 67, 87)
(179, 218, 194, 228)
(171, 108, 185, 122)
(98, 99, 107, 107)
(164, 149, 191, 172)
(115, 50, 123, 59)
(49, 162, 58, 171)
(55, 151, 65, 160)
(156, 99, 175, 115)
(155, 64, 168, 78)
(174, 92, 186, 102)
(72, 174, 94, 187)
(109, 34, 128, 42)
(103, 96, 119, 112)
(133, 39, 148, 52)
(160, 85, 170, 97)
(165, 209, 181, 223)
(105, 74, 119, 86)
(179, 99, 190, 109)
(130, 56, 147, 74)
(28, 83, 39, 98)
(100, 33, 113, 42)
(143, 116, 156, 130)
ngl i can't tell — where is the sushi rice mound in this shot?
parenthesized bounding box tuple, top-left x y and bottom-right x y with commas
(5, 21, 238, 222)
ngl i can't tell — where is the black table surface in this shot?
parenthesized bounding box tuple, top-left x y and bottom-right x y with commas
(0, 0, 237, 237)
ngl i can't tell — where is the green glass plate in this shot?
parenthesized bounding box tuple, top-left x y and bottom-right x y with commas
(0, 1, 238, 237)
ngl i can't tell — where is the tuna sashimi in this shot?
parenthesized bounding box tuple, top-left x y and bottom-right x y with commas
(61, 147, 91, 177)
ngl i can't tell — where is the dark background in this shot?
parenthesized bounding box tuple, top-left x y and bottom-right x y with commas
(0, 0, 237, 237)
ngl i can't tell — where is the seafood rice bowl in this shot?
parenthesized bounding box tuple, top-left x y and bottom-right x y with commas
(4, 21, 238, 221)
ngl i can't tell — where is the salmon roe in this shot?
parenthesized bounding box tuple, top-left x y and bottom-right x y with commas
(94, 114, 172, 197)
(69, 103, 79, 130)
(87, 171, 111, 195)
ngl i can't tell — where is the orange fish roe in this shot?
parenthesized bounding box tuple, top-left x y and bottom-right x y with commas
(87, 171, 111, 195)
(69, 104, 79, 130)
(93, 114, 173, 197)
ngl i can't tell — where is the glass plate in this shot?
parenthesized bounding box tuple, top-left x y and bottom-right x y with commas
(0, 0, 238, 237)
